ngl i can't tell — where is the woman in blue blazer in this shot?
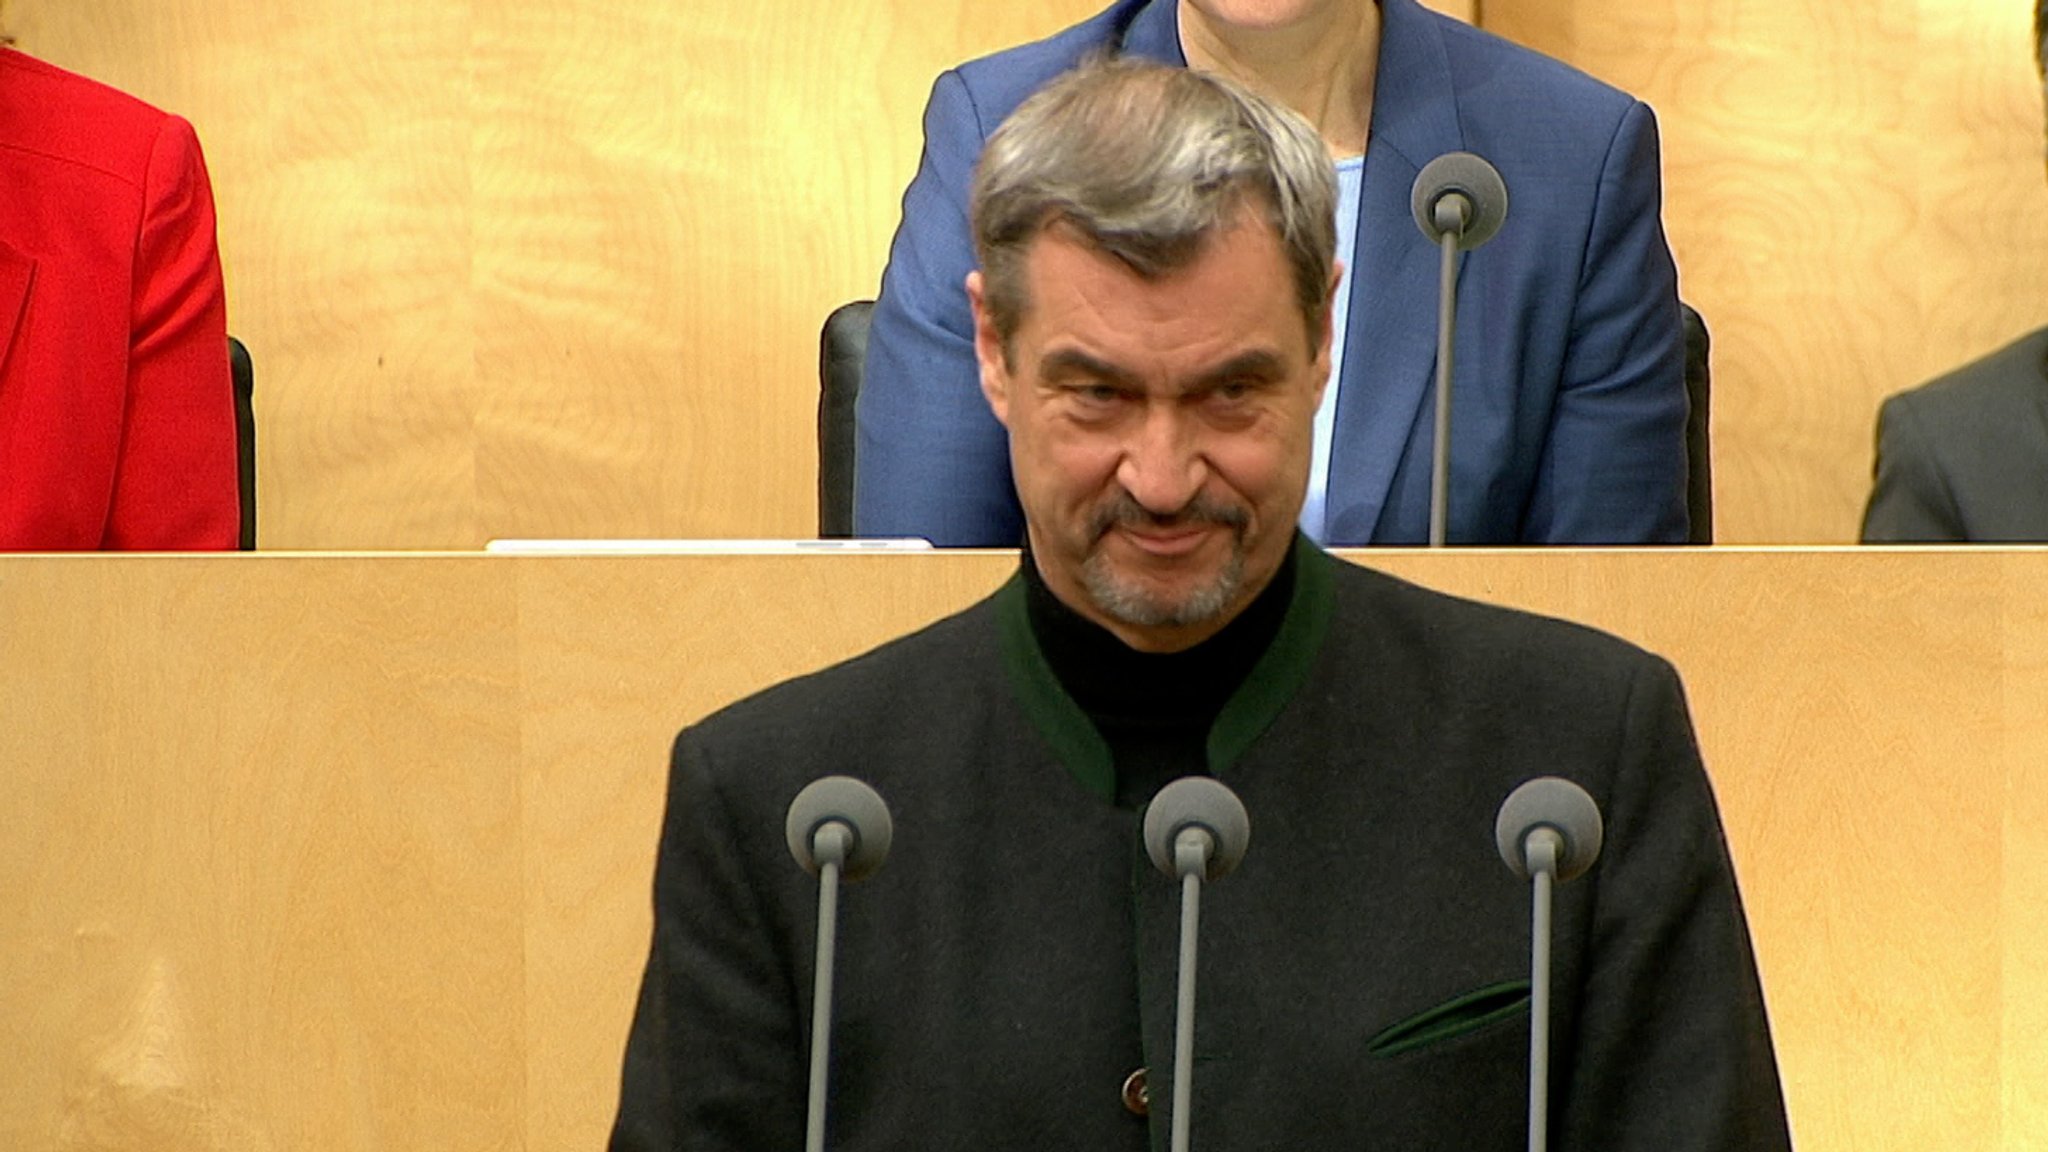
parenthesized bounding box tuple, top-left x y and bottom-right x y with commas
(855, 0, 1688, 546)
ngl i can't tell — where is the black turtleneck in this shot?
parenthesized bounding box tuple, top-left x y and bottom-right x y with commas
(1022, 543, 1296, 808)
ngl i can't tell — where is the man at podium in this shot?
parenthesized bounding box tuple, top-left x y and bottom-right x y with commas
(612, 60, 1790, 1152)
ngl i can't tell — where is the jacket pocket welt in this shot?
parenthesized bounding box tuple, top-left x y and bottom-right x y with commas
(1366, 979, 1531, 1058)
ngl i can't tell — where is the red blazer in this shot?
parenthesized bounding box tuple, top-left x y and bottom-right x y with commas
(0, 49, 237, 550)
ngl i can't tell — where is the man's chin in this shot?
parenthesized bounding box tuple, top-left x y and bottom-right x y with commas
(1082, 561, 1242, 631)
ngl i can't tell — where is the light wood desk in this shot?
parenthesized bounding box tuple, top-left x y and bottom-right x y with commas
(2, 549, 2041, 1150)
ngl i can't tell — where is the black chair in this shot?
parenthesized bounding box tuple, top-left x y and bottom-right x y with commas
(815, 300, 1714, 543)
(817, 301, 872, 537)
(229, 336, 255, 550)
(1679, 304, 1713, 544)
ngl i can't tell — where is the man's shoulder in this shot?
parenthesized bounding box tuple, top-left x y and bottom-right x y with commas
(1325, 555, 1671, 690)
(1864, 327, 2048, 542)
(1883, 326, 2048, 434)
(686, 586, 1008, 752)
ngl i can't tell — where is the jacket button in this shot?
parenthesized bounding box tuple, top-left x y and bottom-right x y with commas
(1121, 1067, 1149, 1116)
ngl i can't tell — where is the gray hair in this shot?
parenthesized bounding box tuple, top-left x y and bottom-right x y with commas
(970, 57, 1338, 355)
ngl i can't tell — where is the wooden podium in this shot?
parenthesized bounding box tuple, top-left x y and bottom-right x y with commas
(3, 548, 2042, 1150)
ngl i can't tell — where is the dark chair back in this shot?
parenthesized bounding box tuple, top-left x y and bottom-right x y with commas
(817, 301, 873, 537)
(1680, 304, 1712, 544)
(229, 336, 255, 550)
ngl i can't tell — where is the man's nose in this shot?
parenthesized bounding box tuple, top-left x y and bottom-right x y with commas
(1115, 407, 1207, 516)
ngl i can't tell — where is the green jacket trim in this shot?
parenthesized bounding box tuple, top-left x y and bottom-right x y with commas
(1208, 535, 1335, 776)
(996, 535, 1338, 802)
(997, 572, 1117, 799)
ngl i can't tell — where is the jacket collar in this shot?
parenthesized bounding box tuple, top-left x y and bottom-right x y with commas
(997, 533, 1338, 802)
(1324, 0, 1468, 543)
(1116, 0, 1186, 64)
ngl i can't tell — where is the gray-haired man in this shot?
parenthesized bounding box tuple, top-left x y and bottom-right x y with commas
(613, 60, 1789, 1152)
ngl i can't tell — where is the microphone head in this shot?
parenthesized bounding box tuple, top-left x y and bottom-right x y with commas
(1495, 776, 1603, 883)
(1410, 152, 1509, 250)
(785, 775, 894, 882)
(1143, 776, 1250, 882)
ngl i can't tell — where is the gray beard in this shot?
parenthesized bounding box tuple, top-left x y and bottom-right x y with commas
(1081, 541, 1246, 630)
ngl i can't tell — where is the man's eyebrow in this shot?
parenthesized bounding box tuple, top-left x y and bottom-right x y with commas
(1038, 347, 1140, 388)
(1191, 350, 1289, 388)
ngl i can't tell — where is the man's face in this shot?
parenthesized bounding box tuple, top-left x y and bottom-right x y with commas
(970, 208, 1334, 653)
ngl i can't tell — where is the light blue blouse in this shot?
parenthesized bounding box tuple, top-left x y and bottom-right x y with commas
(1300, 154, 1364, 543)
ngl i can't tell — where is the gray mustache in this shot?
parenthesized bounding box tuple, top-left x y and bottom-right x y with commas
(1089, 494, 1250, 538)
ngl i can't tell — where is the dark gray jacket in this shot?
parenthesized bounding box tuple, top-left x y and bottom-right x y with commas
(1863, 327, 2048, 543)
(612, 543, 1790, 1152)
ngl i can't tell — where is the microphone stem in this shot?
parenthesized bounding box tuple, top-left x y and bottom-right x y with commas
(1173, 865, 1203, 1152)
(1430, 228, 1459, 547)
(1529, 863, 1554, 1152)
(807, 849, 845, 1152)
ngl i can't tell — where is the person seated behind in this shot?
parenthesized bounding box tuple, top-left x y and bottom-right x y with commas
(855, 0, 1689, 547)
(612, 60, 1788, 1152)
(1860, 1, 2048, 544)
(0, 31, 238, 550)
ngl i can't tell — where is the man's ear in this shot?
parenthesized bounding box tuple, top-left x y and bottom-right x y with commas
(1309, 260, 1342, 411)
(967, 271, 1012, 428)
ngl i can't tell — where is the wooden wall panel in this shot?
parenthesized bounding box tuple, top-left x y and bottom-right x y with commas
(511, 554, 1015, 1148)
(11, 0, 1119, 547)
(1439, 551, 2009, 1147)
(2, 548, 2045, 1149)
(8, 0, 1467, 549)
(2000, 557, 2048, 1150)
(1483, 0, 2048, 541)
(26, 0, 2023, 547)
(0, 557, 526, 1150)
(12, 2, 485, 547)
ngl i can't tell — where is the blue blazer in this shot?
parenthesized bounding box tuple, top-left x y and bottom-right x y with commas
(855, 0, 1687, 546)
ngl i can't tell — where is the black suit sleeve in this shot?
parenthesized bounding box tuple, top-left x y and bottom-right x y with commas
(1861, 393, 1968, 543)
(611, 730, 805, 1152)
(1562, 656, 1793, 1152)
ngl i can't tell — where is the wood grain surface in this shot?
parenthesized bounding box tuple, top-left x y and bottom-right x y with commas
(1485, 0, 2047, 541)
(16, 0, 2035, 545)
(2, 547, 2045, 1149)
(7, 0, 1488, 549)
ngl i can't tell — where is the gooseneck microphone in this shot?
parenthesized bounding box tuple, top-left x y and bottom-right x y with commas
(1143, 777, 1250, 1152)
(785, 776, 894, 1152)
(1495, 776, 1603, 1152)
(1410, 152, 1510, 547)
